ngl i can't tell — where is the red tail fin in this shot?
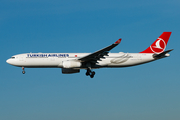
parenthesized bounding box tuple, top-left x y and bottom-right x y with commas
(140, 32, 172, 53)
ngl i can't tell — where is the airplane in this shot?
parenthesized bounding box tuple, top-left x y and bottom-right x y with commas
(6, 32, 173, 78)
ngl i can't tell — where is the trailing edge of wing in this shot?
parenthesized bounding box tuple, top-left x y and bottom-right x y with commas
(78, 39, 122, 62)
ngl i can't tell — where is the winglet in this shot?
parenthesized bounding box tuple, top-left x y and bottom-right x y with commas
(114, 38, 122, 44)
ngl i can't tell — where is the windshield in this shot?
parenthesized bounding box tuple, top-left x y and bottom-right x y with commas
(11, 57, 15, 59)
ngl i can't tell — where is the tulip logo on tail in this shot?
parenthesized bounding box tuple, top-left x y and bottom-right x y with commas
(150, 38, 166, 53)
(140, 32, 171, 54)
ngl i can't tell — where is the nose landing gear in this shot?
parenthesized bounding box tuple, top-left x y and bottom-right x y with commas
(22, 67, 25, 74)
(86, 68, 95, 78)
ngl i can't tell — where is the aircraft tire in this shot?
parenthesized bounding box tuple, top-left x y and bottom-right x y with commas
(90, 71, 95, 78)
(86, 71, 90, 76)
(92, 71, 95, 75)
(90, 75, 94, 78)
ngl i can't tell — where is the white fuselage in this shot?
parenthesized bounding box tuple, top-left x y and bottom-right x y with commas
(6, 32, 172, 77)
(6, 52, 156, 69)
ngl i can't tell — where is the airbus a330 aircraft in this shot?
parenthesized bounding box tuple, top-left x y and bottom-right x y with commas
(6, 32, 173, 78)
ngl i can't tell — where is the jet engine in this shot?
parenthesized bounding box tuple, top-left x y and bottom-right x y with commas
(62, 60, 81, 68)
(61, 68, 80, 74)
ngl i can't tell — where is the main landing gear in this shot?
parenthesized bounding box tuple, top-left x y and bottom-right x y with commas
(22, 67, 25, 74)
(86, 68, 95, 78)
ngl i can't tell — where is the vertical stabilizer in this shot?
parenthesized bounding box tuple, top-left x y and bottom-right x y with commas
(140, 32, 172, 53)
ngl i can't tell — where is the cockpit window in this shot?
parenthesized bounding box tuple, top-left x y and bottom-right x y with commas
(11, 57, 15, 59)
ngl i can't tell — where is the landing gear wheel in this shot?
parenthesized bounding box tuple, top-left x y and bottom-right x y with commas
(85, 67, 96, 78)
(90, 71, 95, 78)
(86, 68, 91, 76)
(90, 75, 94, 78)
(86, 71, 90, 76)
(91, 71, 95, 75)
(22, 67, 25, 74)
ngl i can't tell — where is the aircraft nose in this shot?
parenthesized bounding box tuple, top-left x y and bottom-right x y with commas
(6, 59, 12, 64)
(6, 59, 10, 64)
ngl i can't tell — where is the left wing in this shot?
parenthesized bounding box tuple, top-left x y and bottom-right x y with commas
(78, 39, 122, 63)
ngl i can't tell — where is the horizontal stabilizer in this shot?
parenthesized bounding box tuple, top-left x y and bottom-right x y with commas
(153, 49, 173, 59)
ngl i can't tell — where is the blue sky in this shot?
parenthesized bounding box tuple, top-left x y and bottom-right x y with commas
(0, 0, 180, 120)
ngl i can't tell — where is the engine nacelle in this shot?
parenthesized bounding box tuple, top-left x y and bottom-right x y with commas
(62, 60, 81, 68)
(62, 68, 80, 74)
